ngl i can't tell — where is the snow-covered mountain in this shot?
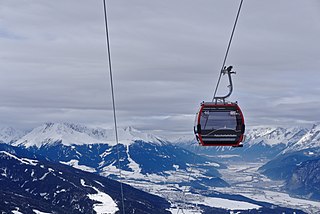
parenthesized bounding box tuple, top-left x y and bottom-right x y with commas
(1, 123, 314, 213)
(8, 122, 228, 194)
(246, 126, 309, 147)
(14, 122, 164, 147)
(177, 126, 310, 161)
(259, 124, 320, 179)
(0, 150, 171, 214)
(6, 123, 318, 156)
(1, 149, 304, 214)
(257, 124, 320, 201)
(178, 126, 309, 147)
(282, 123, 320, 154)
(0, 126, 25, 144)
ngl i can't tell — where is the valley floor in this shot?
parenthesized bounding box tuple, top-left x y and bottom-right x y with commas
(122, 161, 320, 214)
(216, 162, 320, 214)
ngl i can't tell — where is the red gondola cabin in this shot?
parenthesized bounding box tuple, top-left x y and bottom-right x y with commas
(194, 102, 245, 147)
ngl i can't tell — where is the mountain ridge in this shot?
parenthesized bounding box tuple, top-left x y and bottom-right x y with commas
(0, 122, 316, 212)
(0, 126, 26, 144)
(13, 122, 166, 148)
(0, 150, 171, 214)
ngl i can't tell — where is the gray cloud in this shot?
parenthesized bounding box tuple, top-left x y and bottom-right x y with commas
(0, 0, 319, 138)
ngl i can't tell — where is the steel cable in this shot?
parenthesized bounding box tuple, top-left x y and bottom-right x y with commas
(102, 1, 125, 213)
(212, 0, 244, 101)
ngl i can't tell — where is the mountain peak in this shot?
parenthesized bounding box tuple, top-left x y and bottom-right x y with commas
(311, 123, 320, 131)
(0, 126, 26, 144)
(13, 122, 104, 147)
(115, 126, 165, 145)
(13, 122, 165, 148)
(245, 126, 308, 146)
(282, 123, 320, 154)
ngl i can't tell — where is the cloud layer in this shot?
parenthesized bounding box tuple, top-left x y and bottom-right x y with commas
(1, 0, 319, 137)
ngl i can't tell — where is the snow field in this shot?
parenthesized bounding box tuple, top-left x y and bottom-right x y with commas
(80, 179, 119, 214)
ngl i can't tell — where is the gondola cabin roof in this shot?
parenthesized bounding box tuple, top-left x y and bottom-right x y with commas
(194, 102, 245, 147)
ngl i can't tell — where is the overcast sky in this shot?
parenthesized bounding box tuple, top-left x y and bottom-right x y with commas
(0, 0, 319, 138)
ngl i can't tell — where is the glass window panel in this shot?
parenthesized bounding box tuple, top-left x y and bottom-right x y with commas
(200, 110, 237, 130)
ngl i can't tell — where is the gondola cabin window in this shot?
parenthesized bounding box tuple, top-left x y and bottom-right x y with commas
(200, 110, 237, 130)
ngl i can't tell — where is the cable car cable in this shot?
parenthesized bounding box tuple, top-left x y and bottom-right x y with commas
(102, 1, 125, 213)
(195, 0, 245, 147)
(212, 0, 243, 101)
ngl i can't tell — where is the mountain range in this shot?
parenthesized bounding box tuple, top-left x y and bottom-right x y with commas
(177, 125, 318, 161)
(177, 124, 320, 202)
(1, 146, 304, 214)
(1, 122, 319, 213)
(257, 124, 320, 200)
(6, 122, 225, 186)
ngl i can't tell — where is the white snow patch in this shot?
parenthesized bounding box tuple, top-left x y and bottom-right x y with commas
(39, 171, 50, 180)
(217, 154, 241, 158)
(198, 197, 261, 210)
(81, 179, 119, 214)
(60, 160, 96, 173)
(168, 208, 201, 214)
(1, 167, 8, 177)
(33, 209, 52, 214)
(100, 148, 112, 158)
(94, 180, 105, 187)
(0, 151, 38, 166)
(12, 207, 24, 214)
(100, 162, 119, 177)
(88, 187, 119, 214)
(80, 179, 86, 186)
(126, 145, 141, 173)
(55, 189, 66, 194)
(173, 164, 179, 170)
(202, 161, 220, 167)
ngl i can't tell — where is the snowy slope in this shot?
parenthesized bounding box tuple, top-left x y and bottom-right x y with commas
(7, 122, 229, 206)
(109, 126, 165, 145)
(282, 123, 320, 154)
(1, 144, 301, 213)
(0, 150, 171, 214)
(0, 126, 25, 144)
(177, 126, 310, 161)
(2, 123, 313, 213)
(246, 126, 308, 147)
(13, 122, 164, 147)
(176, 126, 308, 147)
(259, 125, 320, 193)
(14, 123, 104, 147)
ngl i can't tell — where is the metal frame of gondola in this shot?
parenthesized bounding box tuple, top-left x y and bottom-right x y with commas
(213, 65, 236, 104)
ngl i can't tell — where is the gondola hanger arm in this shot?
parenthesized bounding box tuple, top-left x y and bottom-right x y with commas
(213, 65, 236, 102)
